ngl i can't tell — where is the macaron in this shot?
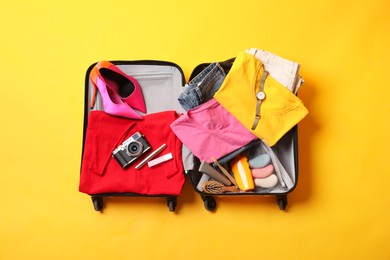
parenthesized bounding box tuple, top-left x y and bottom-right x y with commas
(248, 154, 271, 168)
(254, 174, 278, 188)
(251, 164, 274, 178)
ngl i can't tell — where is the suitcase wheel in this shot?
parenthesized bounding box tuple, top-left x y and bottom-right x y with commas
(167, 197, 177, 212)
(276, 195, 287, 211)
(92, 197, 103, 212)
(202, 196, 216, 211)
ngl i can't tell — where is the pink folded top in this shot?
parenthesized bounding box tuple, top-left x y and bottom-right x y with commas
(170, 98, 258, 163)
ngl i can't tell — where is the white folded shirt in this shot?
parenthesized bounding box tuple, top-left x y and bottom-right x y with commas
(245, 48, 304, 94)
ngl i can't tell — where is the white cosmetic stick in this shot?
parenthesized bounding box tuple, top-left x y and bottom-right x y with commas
(135, 143, 167, 170)
(147, 153, 173, 167)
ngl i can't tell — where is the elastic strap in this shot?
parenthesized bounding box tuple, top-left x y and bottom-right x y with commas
(251, 70, 268, 130)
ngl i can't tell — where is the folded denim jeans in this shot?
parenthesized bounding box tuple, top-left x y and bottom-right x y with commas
(178, 62, 225, 111)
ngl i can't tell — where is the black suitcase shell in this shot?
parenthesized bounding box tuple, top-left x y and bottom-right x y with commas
(81, 60, 186, 212)
(81, 58, 301, 212)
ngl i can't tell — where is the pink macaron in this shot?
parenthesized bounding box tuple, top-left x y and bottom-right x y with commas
(251, 164, 274, 178)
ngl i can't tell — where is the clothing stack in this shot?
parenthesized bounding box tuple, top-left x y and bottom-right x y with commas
(171, 48, 308, 193)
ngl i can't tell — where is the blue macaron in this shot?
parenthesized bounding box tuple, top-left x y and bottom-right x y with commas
(248, 154, 271, 168)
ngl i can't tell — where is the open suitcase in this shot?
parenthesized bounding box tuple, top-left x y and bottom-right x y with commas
(79, 49, 307, 212)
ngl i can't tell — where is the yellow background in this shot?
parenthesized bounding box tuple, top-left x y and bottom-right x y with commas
(0, 0, 389, 259)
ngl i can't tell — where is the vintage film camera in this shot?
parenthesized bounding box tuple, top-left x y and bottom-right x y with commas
(112, 132, 151, 168)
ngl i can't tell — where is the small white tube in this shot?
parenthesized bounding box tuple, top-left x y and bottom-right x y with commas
(147, 153, 173, 167)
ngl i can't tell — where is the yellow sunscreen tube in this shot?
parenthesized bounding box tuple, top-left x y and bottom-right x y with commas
(230, 154, 255, 191)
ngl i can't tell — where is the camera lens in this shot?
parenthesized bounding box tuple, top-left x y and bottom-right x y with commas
(130, 145, 138, 152)
(126, 141, 143, 157)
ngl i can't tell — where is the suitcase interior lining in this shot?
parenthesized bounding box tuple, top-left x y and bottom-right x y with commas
(88, 64, 185, 115)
